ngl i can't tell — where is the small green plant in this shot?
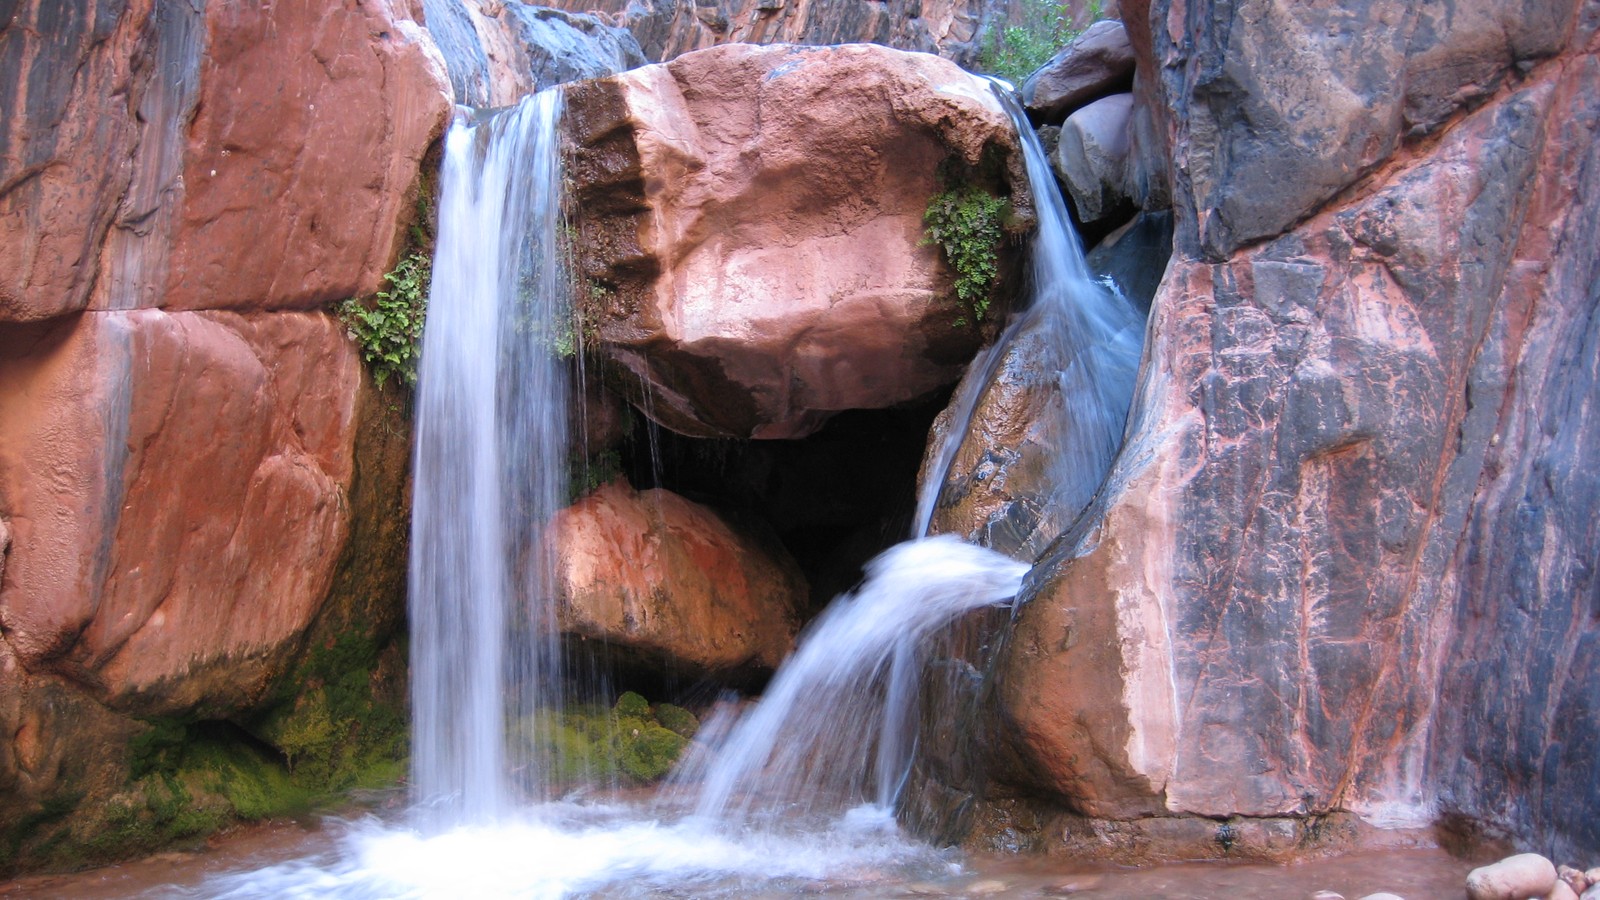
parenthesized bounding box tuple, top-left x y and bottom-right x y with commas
(337, 251, 431, 388)
(923, 182, 1008, 324)
(979, 0, 1103, 85)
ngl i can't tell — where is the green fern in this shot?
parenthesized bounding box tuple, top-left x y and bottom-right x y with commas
(923, 184, 1008, 323)
(337, 252, 430, 388)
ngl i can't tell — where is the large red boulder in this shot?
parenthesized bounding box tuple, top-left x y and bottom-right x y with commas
(550, 480, 803, 673)
(0, 310, 361, 715)
(0, 0, 451, 321)
(564, 43, 1022, 439)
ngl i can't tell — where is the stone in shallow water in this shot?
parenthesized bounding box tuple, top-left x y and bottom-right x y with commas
(1466, 853, 1559, 900)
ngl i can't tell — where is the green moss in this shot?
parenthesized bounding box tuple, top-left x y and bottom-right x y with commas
(653, 703, 699, 739)
(84, 775, 224, 860)
(182, 737, 317, 821)
(510, 693, 699, 788)
(618, 724, 687, 783)
(613, 691, 651, 719)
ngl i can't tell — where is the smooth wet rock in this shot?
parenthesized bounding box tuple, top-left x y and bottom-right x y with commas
(1357, 894, 1406, 900)
(1053, 93, 1135, 225)
(550, 480, 804, 673)
(564, 43, 1022, 439)
(1311, 891, 1345, 900)
(1583, 884, 1600, 900)
(1023, 20, 1137, 122)
(1468, 853, 1559, 900)
(1560, 866, 1590, 894)
(1085, 209, 1174, 316)
(1550, 880, 1581, 900)
(0, 310, 361, 715)
(0, 0, 450, 320)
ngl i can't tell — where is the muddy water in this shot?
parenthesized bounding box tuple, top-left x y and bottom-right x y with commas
(0, 809, 1471, 900)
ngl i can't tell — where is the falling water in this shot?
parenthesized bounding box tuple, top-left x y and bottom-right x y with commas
(669, 536, 1028, 825)
(408, 89, 570, 827)
(184, 77, 1142, 899)
(671, 84, 1143, 829)
(915, 84, 1144, 541)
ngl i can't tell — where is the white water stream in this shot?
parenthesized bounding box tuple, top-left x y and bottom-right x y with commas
(409, 90, 570, 827)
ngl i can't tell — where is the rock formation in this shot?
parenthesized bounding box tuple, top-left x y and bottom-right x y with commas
(1021, 19, 1136, 120)
(960, 0, 1599, 864)
(539, 0, 1009, 66)
(0, 0, 451, 870)
(563, 42, 1024, 439)
(550, 480, 803, 674)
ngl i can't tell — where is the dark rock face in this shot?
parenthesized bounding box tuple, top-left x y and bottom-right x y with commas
(1426, 54, 1600, 863)
(1140, 0, 1581, 260)
(541, 0, 1006, 66)
(986, 0, 1600, 860)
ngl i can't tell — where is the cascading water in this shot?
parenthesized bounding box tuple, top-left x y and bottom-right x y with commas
(188, 78, 1142, 900)
(916, 84, 1145, 542)
(669, 537, 1029, 825)
(409, 89, 570, 827)
(668, 82, 1145, 830)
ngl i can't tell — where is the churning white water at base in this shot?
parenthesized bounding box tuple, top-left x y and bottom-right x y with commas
(670, 536, 1029, 825)
(191, 804, 954, 899)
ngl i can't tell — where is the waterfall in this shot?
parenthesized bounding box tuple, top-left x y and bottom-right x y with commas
(408, 89, 571, 827)
(670, 536, 1028, 825)
(916, 84, 1145, 544)
(671, 84, 1144, 829)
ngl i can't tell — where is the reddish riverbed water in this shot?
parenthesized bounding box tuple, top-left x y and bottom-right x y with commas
(0, 805, 1472, 900)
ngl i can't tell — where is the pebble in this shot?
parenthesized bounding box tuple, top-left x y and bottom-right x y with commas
(1582, 886, 1600, 900)
(1356, 893, 1406, 900)
(1588, 869, 1600, 888)
(965, 879, 1009, 895)
(1550, 880, 1580, 900)
(1561, 867, 1591, 894)
(1311, 892, 1345, 900)
(1466, 853, 1559, 900)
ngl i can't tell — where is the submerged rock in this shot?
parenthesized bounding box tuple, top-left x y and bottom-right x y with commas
(550, 480, 804, 674)
(565, 42, 1023, 439)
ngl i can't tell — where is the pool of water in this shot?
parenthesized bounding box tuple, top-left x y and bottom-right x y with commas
(0, 798, 1471, 900)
